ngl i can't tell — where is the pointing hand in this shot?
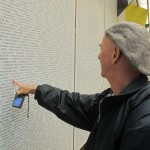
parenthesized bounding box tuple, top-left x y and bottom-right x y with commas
(13, 80, 37, 95)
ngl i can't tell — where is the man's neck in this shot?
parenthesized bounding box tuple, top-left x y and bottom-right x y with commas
(108, 73, 141, 95)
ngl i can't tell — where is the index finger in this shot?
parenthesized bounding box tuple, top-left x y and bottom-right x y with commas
(13, 80, 22, 87)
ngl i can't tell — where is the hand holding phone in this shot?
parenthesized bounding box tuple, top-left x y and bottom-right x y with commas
(12, 94, 26, 108)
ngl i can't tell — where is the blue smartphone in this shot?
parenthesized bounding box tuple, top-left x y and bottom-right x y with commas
(12, 94, 25, 108)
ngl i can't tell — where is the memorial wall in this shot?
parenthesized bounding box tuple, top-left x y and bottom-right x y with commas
(0, 0, 117, 149)
(0, 1, 74, 149)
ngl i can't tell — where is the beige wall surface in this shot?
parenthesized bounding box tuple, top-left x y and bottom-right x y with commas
(0, 0, 117, 149)
(0, 1, 74, 150)
(74, 0, 117, 149)
(74, 0, 104, 149)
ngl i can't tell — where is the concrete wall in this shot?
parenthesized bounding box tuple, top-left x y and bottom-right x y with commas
(0, 0, 117, 149)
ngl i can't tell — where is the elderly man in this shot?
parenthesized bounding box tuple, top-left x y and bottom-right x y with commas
(13, 22, 150, 150)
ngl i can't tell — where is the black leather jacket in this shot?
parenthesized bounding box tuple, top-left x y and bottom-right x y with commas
(35, 74, 150, 150)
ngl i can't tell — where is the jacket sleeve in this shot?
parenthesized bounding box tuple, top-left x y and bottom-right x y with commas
(119, 115, 150, 150)
(34, 84, 101, 131)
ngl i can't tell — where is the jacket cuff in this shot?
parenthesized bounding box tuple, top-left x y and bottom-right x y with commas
(34, 85, 41, 100)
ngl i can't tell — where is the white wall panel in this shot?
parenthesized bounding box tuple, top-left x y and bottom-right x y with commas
(74, 0, 105, 149)
(0, 0, 117, 149)
(0, 0, 74, 149)
(105, 0, 117, 30)
(102, 0, 117, 90)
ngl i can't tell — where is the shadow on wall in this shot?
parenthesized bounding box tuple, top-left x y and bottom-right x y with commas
(117, 0, 128, 16)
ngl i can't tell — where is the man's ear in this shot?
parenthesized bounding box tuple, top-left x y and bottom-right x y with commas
(112, 47, 121, 64)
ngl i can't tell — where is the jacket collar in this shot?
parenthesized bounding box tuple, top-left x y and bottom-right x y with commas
(119, 74, 148, 95)
(101, 74, 149, 116)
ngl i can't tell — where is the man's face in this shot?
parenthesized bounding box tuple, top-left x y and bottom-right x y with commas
(98, 35, 115, 78)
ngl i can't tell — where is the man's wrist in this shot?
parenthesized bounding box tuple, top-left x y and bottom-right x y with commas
(30, 84, 37, 94)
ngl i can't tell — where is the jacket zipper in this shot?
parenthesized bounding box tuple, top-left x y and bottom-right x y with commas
(98, 98, 103, 123)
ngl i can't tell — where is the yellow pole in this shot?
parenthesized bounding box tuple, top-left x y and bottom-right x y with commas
(128, 0, 135, 5)
(136, 0, 139, 6)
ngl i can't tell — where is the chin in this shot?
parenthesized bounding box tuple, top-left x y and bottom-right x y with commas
(101, 72, 105, 78)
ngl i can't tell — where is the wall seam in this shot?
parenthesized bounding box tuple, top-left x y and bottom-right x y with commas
(102, 0, 106, 90)
(73, 0, 78, 149)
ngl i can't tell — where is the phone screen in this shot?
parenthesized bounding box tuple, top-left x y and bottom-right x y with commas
(12, 95, 25, 108)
